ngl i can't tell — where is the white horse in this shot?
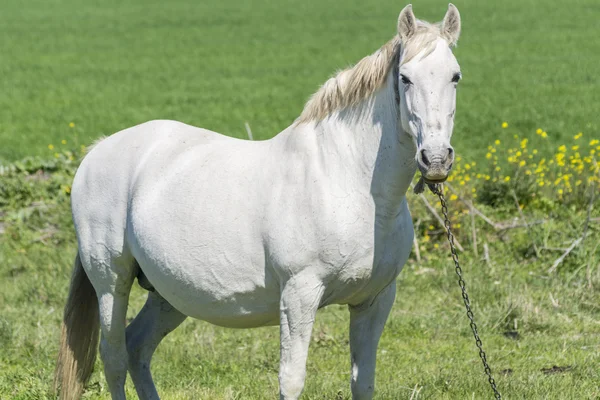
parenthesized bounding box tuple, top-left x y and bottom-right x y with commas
(55, 4, 462, 399)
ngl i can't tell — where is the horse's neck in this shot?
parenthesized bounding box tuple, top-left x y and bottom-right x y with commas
(285, 75, 417, 215)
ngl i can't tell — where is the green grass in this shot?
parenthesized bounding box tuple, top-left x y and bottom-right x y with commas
(0, 0, 599, 162)
(1, 0, 600, 399)
(1, 150, 599, 399)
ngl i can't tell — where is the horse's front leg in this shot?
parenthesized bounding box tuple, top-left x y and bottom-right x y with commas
(278, 274, 325, 400)
(348, 281, 396, 400)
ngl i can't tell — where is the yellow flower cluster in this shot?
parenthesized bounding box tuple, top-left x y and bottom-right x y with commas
(446, 125, 599, 199)
(412, 123, 598, 254)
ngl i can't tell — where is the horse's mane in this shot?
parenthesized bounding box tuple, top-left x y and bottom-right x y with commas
(297, 21, 447, 124)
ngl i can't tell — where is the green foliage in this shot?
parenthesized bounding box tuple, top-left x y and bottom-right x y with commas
(1, 138, 599, 398)
(0, 0, 599, 162)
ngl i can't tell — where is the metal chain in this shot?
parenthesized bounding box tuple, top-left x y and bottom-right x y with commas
(430, 183, 502, 400)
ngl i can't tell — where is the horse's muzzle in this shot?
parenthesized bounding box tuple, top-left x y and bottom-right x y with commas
(417, 146, 454, 182)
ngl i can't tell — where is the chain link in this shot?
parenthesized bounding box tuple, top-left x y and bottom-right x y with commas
(430, 183, 502, 400)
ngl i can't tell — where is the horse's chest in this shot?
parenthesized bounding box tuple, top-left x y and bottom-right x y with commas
(324, 208, 414, 305)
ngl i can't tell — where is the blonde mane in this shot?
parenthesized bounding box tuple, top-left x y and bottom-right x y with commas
(297, 21, 447, 124)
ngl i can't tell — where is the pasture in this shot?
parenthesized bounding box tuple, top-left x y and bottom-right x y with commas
(1, 0, 599, 399)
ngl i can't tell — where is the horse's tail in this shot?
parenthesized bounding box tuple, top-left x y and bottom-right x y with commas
(54, 252, 100, 400)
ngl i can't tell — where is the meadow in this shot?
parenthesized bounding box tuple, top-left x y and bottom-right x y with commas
(1, 0, 599, 399)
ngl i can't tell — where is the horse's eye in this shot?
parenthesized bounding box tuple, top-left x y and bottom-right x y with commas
(452, 73, 462, 83)
(400, 75, 412, 85)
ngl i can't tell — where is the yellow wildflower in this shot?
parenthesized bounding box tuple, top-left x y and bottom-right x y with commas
(574, 132, 582, 139)
(495, 139, 501, 145)
(558, 145, 567, 153)
(501, 122, 508, 128)
(504, 176, 510, 182)
(69, 122, 75, 128)
(61, 139, 67, 145)
(520, 139, 528, 149)
(541, 131, 548, 138)
(572, 145, 579, 151)
(536, 128, 543, 135)
(48, 144, 54, 150)
(450, 194, 458, 201)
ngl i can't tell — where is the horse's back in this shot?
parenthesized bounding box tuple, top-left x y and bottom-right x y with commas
(71, 119, 229, 241)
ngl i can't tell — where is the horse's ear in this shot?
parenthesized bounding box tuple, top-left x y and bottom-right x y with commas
(397, 4, 416, 43)
(441, 3, 461, 46)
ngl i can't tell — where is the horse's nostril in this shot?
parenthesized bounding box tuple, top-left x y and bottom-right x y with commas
(420, 149, 430, 167)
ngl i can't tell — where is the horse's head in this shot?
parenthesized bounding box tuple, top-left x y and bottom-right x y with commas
(397, 4, 461, 183)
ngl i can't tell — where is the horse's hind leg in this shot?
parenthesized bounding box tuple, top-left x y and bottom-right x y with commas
(84, 253, 137, 400)
(126, 290, 187, 400)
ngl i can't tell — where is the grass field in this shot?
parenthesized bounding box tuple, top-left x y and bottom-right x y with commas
(0, 0, 599, 162)
(1, 170, 599, 399)
(1, 0, 600, 399)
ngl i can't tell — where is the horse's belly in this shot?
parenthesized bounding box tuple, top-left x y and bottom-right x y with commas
(129, 222, 281, 328)
(168, 289, 281, 329)
(139, 258, 281, 328)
